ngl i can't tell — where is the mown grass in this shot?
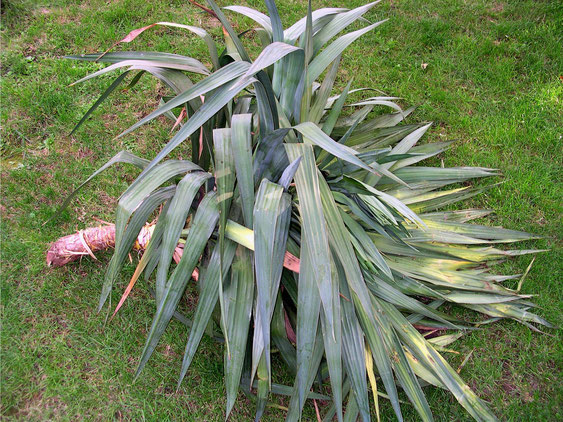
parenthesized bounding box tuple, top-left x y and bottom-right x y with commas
(1, 0, 561, 420)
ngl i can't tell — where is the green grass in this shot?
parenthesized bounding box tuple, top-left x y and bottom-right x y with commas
(1, 0, 561, 420)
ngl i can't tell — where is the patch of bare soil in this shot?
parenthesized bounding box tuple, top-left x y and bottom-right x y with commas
(490, 3, 505, 14)
(499, 360, 536, 403)
(2, 392, 67, 420)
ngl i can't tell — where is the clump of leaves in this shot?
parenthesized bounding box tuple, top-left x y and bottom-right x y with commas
(58, 1, 551, 420)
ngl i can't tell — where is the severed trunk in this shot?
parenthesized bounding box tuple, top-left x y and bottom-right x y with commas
(47, 223, 154, 267)
(46, 222, 192, 278)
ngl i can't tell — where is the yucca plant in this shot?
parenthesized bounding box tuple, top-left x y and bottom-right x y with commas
(57, 1, 551, 420)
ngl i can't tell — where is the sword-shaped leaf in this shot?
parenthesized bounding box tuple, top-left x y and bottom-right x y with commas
(231, 113, 254, 227)
(265, 0, 283, 42)
(377, 166, 498, 187)
(284, 8, 346, 43)
(375, 304, 433, 422)
(322, 79, 353, 136)
(418, 219, 539, 243)
(285, 143, 335, 338)
(117, 61, 250, 139)
(277, 157, 302, 191)
(136, 192, 219, 376)
(309, 55, 341, 124)
(253, 128, 291, 185)
(133, 77, 256, 179)
(355, 298, 403, 421)
(99, 22, 219, 69)
(232, 42, 302, 91)
(70, 71, 130, 136)
(313, 2, 380, 52)
(155, 171, 211, 303)
(66, 50, 210, 67)
(338, 266, 370, 422)
(307, 20, 387, 84)
(205, 0, 250, 62)
(252, 179, 291, 385)
(420, 209, 493, 223)
(285, 328, 325, 421)
(319, 166, 404, 421)
(177, 237, 238, 387)
(466, 303, 553, 328)
(319, 258, 343, 422)
(71, 59, 209, 87)
(152, 22, 219, 69)
(213, 128, 237, 356)
(224, 5, 272, 34)
(224, 246, 255, 418)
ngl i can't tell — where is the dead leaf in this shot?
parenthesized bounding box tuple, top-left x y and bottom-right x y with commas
(170, 107, 187, 132)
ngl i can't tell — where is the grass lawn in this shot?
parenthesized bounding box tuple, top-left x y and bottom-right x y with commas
(1, 0, 561, 420)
